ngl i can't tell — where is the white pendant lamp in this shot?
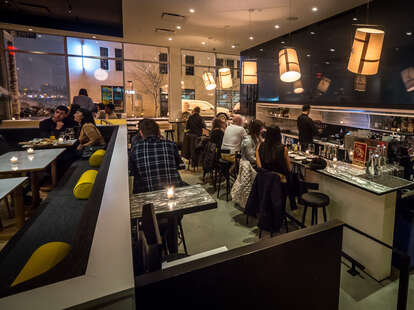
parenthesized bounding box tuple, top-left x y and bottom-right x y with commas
(354, 74, 367, 92)
(347, 28, 385, 75)
(94, 68, 108, 81)
(241, 60, 257, 84)
(279, 48, 301, 82)
(293, 79, 304, 94)
(219, 67, 233, 89)
(317, 77, 331, 93)
(401, 67, 414, 92)
(202, 72, 216, 90)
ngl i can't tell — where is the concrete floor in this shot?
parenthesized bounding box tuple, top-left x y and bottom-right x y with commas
(179, 167, 414, 310)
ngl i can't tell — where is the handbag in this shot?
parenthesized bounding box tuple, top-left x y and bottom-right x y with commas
(81, 145, 105, 159)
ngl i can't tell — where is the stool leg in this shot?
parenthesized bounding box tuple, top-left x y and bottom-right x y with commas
(323, 207, 327, 223)
(311, 208, 315, 225)
(226, 175, 230, 201)
(178, 219, 188, 255)
(302, 205, 308, 226)
(315, 208, 318, 225)
(217, 171, 222, 198)
(259, 229, 262, 239)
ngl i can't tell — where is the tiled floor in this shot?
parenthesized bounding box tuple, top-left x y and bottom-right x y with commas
(179, 168, 414, 310)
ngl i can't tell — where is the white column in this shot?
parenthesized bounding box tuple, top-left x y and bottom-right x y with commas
(168, 47, 182, 121)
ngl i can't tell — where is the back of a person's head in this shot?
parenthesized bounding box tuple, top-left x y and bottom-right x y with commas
(193, 106, 201, 114)
(232, 115, 243, 126)
(106, 103, 115, 111)
(212, 117, 224, 130)
(264, 126, 282, 145)
(249, 119, 264, 144)
(70, 104, 80, 114)
(79, 88, 88, 96)
(139, 118, 160, 138)
(302, 104, 311, 112)
(56, 105, 69, 114)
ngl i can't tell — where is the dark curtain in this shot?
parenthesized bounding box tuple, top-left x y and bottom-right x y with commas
(240, 84, 258, 117)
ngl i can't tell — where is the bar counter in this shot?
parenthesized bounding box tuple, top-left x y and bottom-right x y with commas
(290, 155, 414, 281)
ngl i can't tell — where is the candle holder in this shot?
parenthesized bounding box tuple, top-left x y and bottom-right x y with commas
(167, 187, 175, 199)
(27, 148, 34, 154)
(10, 156, 18, 164)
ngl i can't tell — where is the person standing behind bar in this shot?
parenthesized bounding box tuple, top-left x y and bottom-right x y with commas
(297, 104, 318, 149)
(72, 88, 95, 112)
(186, 106, 206, 136)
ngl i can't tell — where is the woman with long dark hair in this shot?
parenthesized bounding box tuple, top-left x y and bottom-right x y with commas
(241, 119, 264, 166)
(74, 108, 105, 152)
(209, 117, 226, 150)
(256, 125, 291, 179)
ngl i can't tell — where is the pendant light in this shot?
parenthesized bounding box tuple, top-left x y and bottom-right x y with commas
(317, 77, 331, 93)
(354, 74, 367, 92)
(279, 0, 301, 83)
(202, 71, 216, 90)
(401, 67, 414, 92)
(347, 1, 385, 75)
(293, 79, 304, 94)
(219, 67, 232, 89)
(241, 60, 257, 84)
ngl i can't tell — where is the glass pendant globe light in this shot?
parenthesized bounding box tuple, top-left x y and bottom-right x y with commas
(202, 71, 216, 90)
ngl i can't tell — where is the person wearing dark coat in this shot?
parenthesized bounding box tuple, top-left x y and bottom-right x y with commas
(186, 106, 206, 137)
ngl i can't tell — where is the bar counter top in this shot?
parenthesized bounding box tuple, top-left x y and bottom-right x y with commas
(290, 156, 414, 195)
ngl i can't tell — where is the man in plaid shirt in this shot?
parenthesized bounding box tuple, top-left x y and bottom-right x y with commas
(130, 119, 184, 193)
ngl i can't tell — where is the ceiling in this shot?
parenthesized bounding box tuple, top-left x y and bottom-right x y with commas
(123, 0, 368, 54)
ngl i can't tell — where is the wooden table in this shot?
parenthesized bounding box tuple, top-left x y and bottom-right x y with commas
(0, 149, 65, 208)
(0, 177, 28, 228)
(19, 139, 77, 149)
(129, 184, 217, 220)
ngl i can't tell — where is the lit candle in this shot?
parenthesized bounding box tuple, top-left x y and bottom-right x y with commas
(10, 156, 18, 164)
(27, 148, 34, 154)
(305, 150, 310, 155)
(333, 157, 338, 163)
(58, 137, 64, 143)
(167, 187, 175, 199)
(349, 150, 354, 157)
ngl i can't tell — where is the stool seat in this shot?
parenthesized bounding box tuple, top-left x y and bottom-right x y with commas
(301, 192, 329, 208)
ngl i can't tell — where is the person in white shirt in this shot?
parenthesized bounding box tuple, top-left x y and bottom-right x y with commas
(221, 115, 247, 162)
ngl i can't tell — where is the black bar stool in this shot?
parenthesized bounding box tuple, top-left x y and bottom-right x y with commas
(216, 149, 233, 201)
(165, 129, 174, 141)
(301, 192, 330, 226)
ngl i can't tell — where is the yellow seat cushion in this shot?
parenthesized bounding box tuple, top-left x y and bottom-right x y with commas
(73, 170, 98, 199)
(11, 242, 70, 287)
(89, 149, 106, 167)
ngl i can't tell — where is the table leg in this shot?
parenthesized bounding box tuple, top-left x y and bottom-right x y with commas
(12, 186, 25, 228)
(51, 160, 58, 188)
(31, 171, 40, 208)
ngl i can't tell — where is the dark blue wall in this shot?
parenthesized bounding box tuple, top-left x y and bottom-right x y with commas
(241, 0, 414, 110)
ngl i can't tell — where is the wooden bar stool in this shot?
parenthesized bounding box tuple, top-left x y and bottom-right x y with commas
(301, 192, 330, 226)
(165, 129, 174, 141)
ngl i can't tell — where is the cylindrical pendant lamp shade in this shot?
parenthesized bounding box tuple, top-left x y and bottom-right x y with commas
(354, 74, 367, 92)
(241, 61, 257, 84)
(218, 67, 233, 89)
(401, 67, 414, 92)
(347, 28, 385, 75)
(202, 72, 216, 90)
(317, 77, 331, 93)
(279, 48, 301, 82)
(293, 80, 304, 94)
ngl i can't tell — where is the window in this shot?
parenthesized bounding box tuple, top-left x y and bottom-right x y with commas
(160, 63, 168, 74)
(185, 55, 194, 65)
(101, 86, 124, 107)
(226, 59, 234, 68)
(237, 60, 241, 78)
(159, 53, 168, 62)
(100, 47, 109, 70)
(115, 48, 123, 71)
(216, 58, 224, 68)
(185, 66, 194, 76)
(182, 89, 195, 99)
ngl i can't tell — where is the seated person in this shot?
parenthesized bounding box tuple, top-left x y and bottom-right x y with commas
(186, 106, 206, 137)
(129, 119, 184, 194)
(221, 115, 247, 162)
(241, 119, 264, 167)
(73, 108, 106, 153)
(97, 103, 119, 120)
(39, 105, 75, 137)
(209, 117, 226, 152)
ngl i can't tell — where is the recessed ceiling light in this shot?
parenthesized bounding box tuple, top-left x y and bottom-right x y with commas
(330, 48, 335, 52)
(201, 41, 206, 45)
(259, 48, 264, 52)
(249, 36, 254, 40)
(231, 45, 236, 49)
(168, 37, 172, 41)
(353, 17, 358, 21)
(312, 7, 318, 12)
(325, 61, 330, 65)
(28, 28, 33, 31)
(310, 31, 316, 35)
(306, 54, 311, 57)
(92, 36, 96, 39)
(281, 41, 285, 44)
(406, 32, 412, 36)
(176, 25, 182, 30)
(189, 8, 195, 13)
(274, 25, 280, 29)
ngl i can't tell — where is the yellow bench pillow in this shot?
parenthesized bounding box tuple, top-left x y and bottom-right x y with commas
(12, 242, 70, 287)
(89, 149, 106, 167)
(73, 170, 98, 199)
